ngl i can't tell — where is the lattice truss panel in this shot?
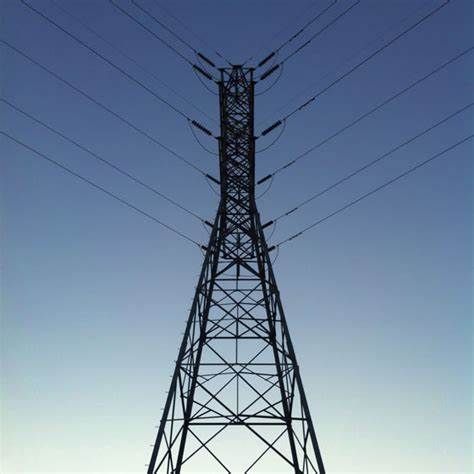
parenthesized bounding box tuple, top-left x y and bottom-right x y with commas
(148, 67, 324, 474)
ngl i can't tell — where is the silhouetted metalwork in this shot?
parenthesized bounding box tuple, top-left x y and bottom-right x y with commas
(147, 66, 325, 473)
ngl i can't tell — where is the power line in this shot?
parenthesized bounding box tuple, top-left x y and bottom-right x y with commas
(1, 39, 209, 177)
(108, 0, 218, 86)
(255, 62, 284, 96)
(2, 131, 203, 248)
(130, 0, 221, 73)
(3, 97, 206, 223)
(109, 0, 219, 78)
(131, 0, 198, 56)
(259, 0, 451, 134)
(108, 0, 194, 67)
(257, 0, 435, 126)
(244, 0, 322, 66)
(20, 0, 202, 124)
(152, 0, 231, 66)
(188, 120, 219, 156)
(279, 1, 359, 66)
(270, 102, 473, 224)
(273, 134, 473, 248)
(256, 0, 341, 69)
(49, 0, 216, 123)
(257, 45, 473, 184)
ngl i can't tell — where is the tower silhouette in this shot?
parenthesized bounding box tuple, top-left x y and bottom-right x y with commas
(148, 66, 325, 474)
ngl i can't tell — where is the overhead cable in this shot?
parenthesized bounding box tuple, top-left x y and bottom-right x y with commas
(1, 39, 210, 177)
(20, 0, 212, 129)
(257, 45, 473, 184)
(243, 0, 320, 66)
(3, 98, 206, 223)
(268, 102, 473, 225)
(49, 0, 216, 123)
(258, 0, 359, 80)
(273, 134, 473, 248)
(108, 0, 217, 82)
(2, 131, 203, 248)
(131, 0, 218, 70)
(259, 0, 435, 125)
(281, 1, 359, 66)
(107, 0, 191, 66)
(152, 0, 231, 66)
(259, 0, 452, 133)
(256, 0, 341, 69)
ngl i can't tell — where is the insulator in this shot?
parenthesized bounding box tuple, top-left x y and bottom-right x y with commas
(261, 120, 282, 136)
(192, 64, 213, 81)
(284, 207, 298, 216)
(205, 173, 220, 185)
(268, 245, 276, 253)
(289, 27, 304, 42)
(288, 231, 303, 241)
(197, 52, 216, 68)
(262, 220, 274, 230)
(204, 220, 213, 228)
(191, 120, 213, 136)
(298, 97, 315, 110)
(257, 174, 272, 185)
(201, 245, 208, 251)
(260, 64, 280, 81)
(258, 51, 276, 68)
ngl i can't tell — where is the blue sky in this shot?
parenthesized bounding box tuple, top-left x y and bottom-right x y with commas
(1, 0, 472, 472)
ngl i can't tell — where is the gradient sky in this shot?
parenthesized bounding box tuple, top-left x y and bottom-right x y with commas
(1, 0, 472, 472)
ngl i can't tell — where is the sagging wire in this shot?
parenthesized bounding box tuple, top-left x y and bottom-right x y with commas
(205, 175, 220, 197)
(188, 119, 219, 156)
(201, 220, 212, 236)
(255, 60, 284, 96)
(193, 65, 219, 95)
(270, 244, 280, 265)
(256, 175, 274, 199)
(256, 119, 286, 154)
(267, 220, 278, 241)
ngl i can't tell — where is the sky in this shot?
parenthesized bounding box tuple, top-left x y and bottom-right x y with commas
(1, 0, 473, 473)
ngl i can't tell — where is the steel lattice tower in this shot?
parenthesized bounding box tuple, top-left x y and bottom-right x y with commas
(148, 66, 325, 474)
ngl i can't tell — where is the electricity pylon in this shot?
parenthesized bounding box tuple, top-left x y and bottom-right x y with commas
(147, 66, 325, 474)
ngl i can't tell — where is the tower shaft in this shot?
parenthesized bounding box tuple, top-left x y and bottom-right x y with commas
(148, 66, 325, 474)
